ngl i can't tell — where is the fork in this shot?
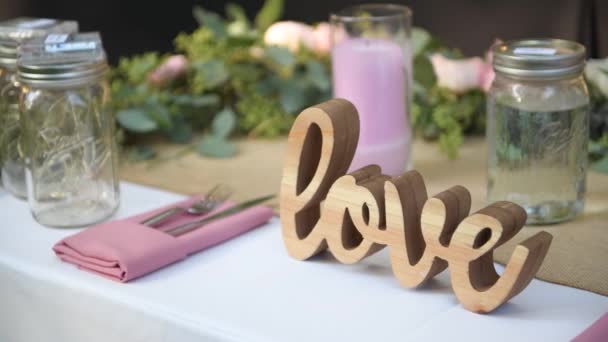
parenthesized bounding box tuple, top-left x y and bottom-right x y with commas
(140, 184, 232, 227)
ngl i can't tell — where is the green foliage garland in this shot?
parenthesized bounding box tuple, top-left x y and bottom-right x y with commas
(110, 0, 331, 159)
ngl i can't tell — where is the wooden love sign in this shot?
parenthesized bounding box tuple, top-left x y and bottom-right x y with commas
(279, 98, 553, 313)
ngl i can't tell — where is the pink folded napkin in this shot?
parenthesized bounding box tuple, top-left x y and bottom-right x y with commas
(573, 313, 608, 342)
(53, 195, 274, 282)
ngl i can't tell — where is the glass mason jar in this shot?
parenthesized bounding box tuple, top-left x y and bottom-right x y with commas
(330, 4, 412, 176)
(0, 18, 78, 198)
(487, 39, 589, 224)
(18, 32, 119, 227)
(0, 55, 25, 197)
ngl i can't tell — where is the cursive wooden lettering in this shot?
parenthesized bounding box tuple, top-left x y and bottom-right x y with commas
(280, 98, 553, 313)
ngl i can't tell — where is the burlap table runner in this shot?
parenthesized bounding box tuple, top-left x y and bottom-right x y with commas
(121, 138, 608, 296)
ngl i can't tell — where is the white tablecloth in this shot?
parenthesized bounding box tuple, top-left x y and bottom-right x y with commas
(1, 182, 606, 342)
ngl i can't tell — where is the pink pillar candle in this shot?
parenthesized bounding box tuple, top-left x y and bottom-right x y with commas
(332, 38, 411, 176)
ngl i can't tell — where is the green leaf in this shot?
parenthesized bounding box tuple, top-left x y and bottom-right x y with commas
(116, 108, 158, 133)
(172, 94, 221, 108)
(112, 83, 136, 100)
(144, 101, 173, 129)
(196, 135, 237, 158)
(254, 0, 284, 31)
(412, 27, 431, 56)
(127, 145, 156, 161)
(306, 60, 330, 91)
(264, 46, 295, 69)
(279, 81, 308, 113)
(254, 77, 278, 95)
(591, 155, 608, 173)
(117, 52, 159, 84)
(165, 119, 193, 144)
(226, 3, 252, 38)
(226, 3, 249, 25)
(211, 108, 237, 138)
(193, 59, 230, 90)
(193, 6, 227, 38)
(414, 54, 436, 90)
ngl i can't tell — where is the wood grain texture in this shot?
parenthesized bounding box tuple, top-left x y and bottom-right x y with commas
(280, 98, 553, 313)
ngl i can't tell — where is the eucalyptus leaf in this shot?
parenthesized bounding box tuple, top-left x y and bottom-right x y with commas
(211, 108, 237, 138)
(116, 108, 158, 133)
(264, 46, 295, 69)
(172, 94, 221, 108)
(412, 27, 431, 56)
(306, 60, 330, 91)
(196, 135, 237, 158)
(193, 59, 230, 90)
(165, 119, 193, 144)
(254, 0, 284, 31)
(255, 77, 278, 95)
(193, 6, 227, 38)
(145, 103, 173, 129)
(279, 81, 308, 113)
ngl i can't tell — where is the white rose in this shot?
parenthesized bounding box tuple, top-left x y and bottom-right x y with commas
(263, 21, 315, 52)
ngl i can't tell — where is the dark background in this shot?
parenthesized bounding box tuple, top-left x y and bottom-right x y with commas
(2, 0, 607, 64)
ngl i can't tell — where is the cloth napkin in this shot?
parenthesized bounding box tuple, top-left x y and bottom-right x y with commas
(53, 195, 274, 282)
(572, 313, 608, 342)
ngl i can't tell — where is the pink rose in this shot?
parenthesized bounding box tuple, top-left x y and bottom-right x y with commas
(263, 21, 315, 52)
(312, 22, 331, 55)
(148, 54, 189, 87)
(478, 62, 494, 93)
(430, 54, 488, 93)
(429, 40, 500, 93)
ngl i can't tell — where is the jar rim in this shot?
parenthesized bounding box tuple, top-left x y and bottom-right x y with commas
(492, 38, 586, 80)
(18, 61, 108, 87)
(330, 3, 412, 23)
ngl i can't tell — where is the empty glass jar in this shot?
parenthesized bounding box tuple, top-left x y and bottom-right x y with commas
(18, 32, 119, 227)
(0, 17, 78, 199)
(487, 39, 589, 224)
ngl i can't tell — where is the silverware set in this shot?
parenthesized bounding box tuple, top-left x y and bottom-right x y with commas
(141, 184, 233, 227)
(140, 184, 274, 237)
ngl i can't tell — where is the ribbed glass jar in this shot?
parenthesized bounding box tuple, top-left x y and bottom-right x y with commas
(18, 32, 119, 227)
(0, 17, 78, 198)
(0, 64, 25, 197)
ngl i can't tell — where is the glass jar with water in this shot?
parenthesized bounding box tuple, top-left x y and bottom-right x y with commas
(487, 39, 589, 224)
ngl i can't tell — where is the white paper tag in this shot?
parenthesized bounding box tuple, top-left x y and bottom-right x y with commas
(17, 18, 57, 29)
(45, 41, 97, 53)
(45, 34, 69, 44)
(513, 47, 557, 55)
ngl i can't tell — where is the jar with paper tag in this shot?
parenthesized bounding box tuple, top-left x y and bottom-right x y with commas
(18, 32, 120, 227)
(0, 17, 78, 199)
